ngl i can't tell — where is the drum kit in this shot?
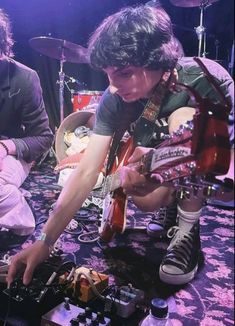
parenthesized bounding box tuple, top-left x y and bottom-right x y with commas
(29, 36, 102, 125)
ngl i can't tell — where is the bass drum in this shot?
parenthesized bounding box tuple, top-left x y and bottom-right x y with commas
(71, 90, 103, 112)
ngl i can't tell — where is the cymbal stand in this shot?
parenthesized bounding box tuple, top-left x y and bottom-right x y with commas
(228, 41, 234, 77)
(195, 1, 209, 57)
(58, 43, 66, 124)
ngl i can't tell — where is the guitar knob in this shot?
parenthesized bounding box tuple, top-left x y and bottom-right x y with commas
(203, 186, 217, 197)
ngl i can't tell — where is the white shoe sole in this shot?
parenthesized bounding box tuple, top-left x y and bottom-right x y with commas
(146, 227, 168, 239)
(159, 263, 198, 285)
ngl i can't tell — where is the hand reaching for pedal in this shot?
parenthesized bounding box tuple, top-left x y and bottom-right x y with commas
(7, 241, 51, 287)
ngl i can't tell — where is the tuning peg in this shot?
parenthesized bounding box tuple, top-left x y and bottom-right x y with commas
(186, 162, 196, 172)
(162, 171, 172, 179)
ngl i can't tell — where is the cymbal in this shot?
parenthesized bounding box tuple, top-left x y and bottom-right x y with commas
(29, 37, 89, 64)
(169, 0, 219, 8)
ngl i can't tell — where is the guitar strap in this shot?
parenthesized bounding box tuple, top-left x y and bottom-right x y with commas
(133, 69, 176, 147)
(105, 69, 176, 175)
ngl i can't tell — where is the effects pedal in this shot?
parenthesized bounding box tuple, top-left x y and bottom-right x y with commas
(41, 299, 111, 326)
(3, 254, 64, 302)
(59, 266, 109, 302)
(105, 284, 144, 318)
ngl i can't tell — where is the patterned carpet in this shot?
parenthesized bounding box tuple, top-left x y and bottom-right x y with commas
(0, 158, 234, 326)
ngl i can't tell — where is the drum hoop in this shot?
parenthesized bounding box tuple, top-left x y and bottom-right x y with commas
(73, 90, 103, 95)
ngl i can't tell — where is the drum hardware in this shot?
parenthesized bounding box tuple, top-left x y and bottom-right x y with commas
(65, 74, 87, 88)
(170, 0, 220, 57)
(71, 90, 103, 112)
(169, 0, 219, 8)
(29, 37, 89, 64)
(228, 41, 234, 77)
(29, 36, 89, 125)
(214, 39, 220, 61)
(195, 1, 208, 57)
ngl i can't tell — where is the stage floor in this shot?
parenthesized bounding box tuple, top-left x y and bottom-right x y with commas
(0, 158, 234, 326)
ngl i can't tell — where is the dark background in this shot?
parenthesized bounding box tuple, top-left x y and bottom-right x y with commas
(0, 0, 234, 129)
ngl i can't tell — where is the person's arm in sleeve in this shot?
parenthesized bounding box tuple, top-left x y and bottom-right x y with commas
(12, 70, 53, 162)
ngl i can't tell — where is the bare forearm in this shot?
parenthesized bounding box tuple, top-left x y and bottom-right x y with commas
(42, 166, 99, 242)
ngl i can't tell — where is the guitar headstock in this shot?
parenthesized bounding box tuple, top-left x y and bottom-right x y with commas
(139, 120, 194, 176)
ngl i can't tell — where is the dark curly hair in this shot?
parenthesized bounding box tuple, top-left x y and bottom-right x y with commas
(88, 5, 182, 71)
(0, 8, 14, 58)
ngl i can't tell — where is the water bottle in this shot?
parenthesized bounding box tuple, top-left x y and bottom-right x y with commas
(139, 298, 173, 326)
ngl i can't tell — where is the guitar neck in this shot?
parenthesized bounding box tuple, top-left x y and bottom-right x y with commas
(99, 143, 193, 197)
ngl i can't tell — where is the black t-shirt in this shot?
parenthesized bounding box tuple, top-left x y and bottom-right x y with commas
(93, 57, 234, 147)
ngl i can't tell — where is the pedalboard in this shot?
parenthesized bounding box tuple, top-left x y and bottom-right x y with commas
(41, 300, 111, 326)
(105, 285, 144, 318)
(59, 266, 109, 303)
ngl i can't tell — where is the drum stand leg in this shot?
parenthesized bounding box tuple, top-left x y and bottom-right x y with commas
(58, 59, 65, 124)
(195, 3, 207, 57)
(228, 41, 234, 77)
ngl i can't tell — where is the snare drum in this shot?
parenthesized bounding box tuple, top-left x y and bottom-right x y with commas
(72, 90, 103, 112)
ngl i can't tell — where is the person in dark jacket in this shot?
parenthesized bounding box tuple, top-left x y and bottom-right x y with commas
(0, 8, 53, 235)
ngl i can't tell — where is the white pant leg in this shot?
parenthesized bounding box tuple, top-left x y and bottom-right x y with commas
(0, 155, 35, 235)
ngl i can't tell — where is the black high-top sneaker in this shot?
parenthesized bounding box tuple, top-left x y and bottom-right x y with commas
(147, 202, 177, 239)
(159, 222, 201, 285)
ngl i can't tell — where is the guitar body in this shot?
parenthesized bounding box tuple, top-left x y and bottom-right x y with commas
(192, 109, 231, 176)
(99, 138, 134, 242)
(99, 189, 128, 242)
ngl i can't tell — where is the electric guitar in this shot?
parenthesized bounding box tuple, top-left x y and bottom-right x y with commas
(98, 59, 233, 242)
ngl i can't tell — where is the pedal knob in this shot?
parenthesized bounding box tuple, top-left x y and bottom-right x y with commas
(85, 307, 92, 318)
(77, 312, 86, 323)
(96, 311, 105, 324)
(90, 318, 99, 326)
(70, 318, 79, 325)
(64, 297, 70, 310)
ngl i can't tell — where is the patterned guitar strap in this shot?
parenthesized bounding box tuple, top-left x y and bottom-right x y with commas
(105, 69, 177, 175)
(133, 69, 177, 147)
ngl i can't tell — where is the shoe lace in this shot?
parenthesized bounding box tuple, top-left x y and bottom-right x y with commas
(165, 226, 194, 270)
